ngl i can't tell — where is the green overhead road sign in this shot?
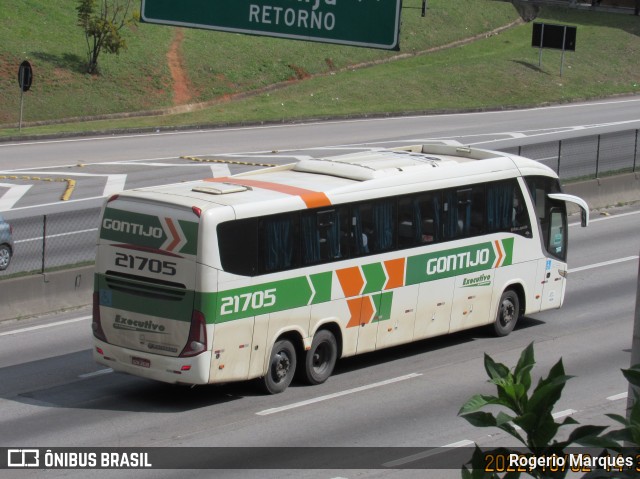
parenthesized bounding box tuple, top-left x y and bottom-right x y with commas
(141, 0, 402, 50)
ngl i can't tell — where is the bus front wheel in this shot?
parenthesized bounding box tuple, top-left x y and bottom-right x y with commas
(262, 339, 297, 394)
(493, 290, 519, 337)
(303, 330, 338, 385)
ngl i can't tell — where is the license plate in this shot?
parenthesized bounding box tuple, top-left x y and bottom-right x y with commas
(132, 357, 150, 368)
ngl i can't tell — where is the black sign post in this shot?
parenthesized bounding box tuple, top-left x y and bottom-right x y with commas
(532, 23, 577, 76)
(18, 60, 33, 132)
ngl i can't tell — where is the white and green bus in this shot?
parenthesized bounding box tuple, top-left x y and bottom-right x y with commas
(92, 144, 588, 393)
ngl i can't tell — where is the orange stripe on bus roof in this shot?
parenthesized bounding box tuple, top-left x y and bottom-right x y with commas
(205, 177, 331, 208)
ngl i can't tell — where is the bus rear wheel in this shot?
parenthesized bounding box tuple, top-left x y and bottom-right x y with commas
(303, 330, 337, 385)
(262, 339, 297, 394)
(493, 290, 519, 337)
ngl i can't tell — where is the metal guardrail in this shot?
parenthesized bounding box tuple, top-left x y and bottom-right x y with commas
(0, 129, 638, 278)
(500, 128, 639, 180)
(0, 208, 100, 278)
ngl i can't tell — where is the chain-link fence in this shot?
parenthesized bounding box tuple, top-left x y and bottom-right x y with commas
(0, 129, 638, 279)
(500, 128, 639, 180)
(0, 207, 100, 278)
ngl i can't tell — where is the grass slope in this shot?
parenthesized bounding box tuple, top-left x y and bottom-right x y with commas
(0, 1, 517, 124)
(0, 1, 639, 137)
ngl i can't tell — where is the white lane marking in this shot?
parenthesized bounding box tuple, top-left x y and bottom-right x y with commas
(103, 174, 127, 197)
(569, 256, 638, 273)
(0, 171, 128, 201)
(0, 316, 90, 337)
(570, 209, 640, 227)
(2, 164, 232, 212)
(607, 392, 628, 401)
(15, 227, 98, 244)
(3, 97, 639, 148)
(256, 373, 422, 416)
(210, 165, 232, 177)
(79, 368, 113, 379)
(7, 194, 108, 212)
(0, 184, 32, 210)
(553, 409, 577, 420)
(382, 440, 475, 467)
(109, 162, 210, 166)
(470, 122, 640, 146)
(443, 439, 475, 448)
(514, 409, 577, 431)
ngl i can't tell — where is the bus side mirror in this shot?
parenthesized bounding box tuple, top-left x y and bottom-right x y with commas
(548, 193, 589, 228)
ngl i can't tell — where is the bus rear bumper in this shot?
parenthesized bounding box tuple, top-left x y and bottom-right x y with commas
(93, 339, 212, 385)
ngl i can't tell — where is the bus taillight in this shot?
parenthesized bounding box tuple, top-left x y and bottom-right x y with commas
(92, 292, 107, 342)
(179, 310, 207, 357)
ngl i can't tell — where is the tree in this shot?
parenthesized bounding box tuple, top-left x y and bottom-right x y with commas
(510, 0, 540, 22)
(76, 0, 138, 74)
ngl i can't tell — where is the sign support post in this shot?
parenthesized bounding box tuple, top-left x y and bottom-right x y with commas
(19, 89, 25, 133)
(538, 24, 544, 67)
(17, 61, 33, 133)
(560, 27, 567, 77)
(532, 23, 576, 77)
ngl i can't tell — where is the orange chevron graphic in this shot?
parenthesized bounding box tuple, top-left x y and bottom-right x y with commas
(164, 218, 181, 252)
(384, 258, 405, 290)
(346, 297, 375, 328)
(337, 266, 364, 297)
(494, 240, 504, 268)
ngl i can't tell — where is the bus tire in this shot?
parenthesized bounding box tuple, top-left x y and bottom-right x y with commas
(493, 289, 519, 337)
(303, 330, 338, 385)
(262, 339, 297, 394)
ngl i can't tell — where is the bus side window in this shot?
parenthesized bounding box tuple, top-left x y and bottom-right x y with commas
(548, 207, 567, 260)
(511, 184, 532, 237)
(350, 204, 369, 256)
(418, 193, 438, 244)
(397, 195, 437, 247)
(525, 176, 562, 249)
(301, 208, 346, 265)
(486, 179, 531, 238)
(397, 198, 416, 248)
(444, 187, 482, 240)
(350, 200, 396, 255)
(470, 187, 486, 236)
(371, 200, 395, 253)
(261, 214, 297, 273)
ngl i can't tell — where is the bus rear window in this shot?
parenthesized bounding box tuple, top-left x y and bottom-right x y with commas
(218, 218, 258, 276)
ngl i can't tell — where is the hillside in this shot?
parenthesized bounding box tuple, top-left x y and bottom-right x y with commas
(0, 0, 519, 124)
(1, 1, 639, 135)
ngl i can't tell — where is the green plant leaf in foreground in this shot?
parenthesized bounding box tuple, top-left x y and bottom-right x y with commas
(457, 344, 640, 478)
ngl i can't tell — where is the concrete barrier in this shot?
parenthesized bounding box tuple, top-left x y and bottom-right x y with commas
(0, 266, 93, 321)
(562, 172, 640, 214)
(0, 173, 637, 322)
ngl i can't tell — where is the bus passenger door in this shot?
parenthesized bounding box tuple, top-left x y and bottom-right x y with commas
(375, 285, 418, 349)
(354, 295, 380, 354)
(414, 278, 455, 340)
(450, 271, 495, 333)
